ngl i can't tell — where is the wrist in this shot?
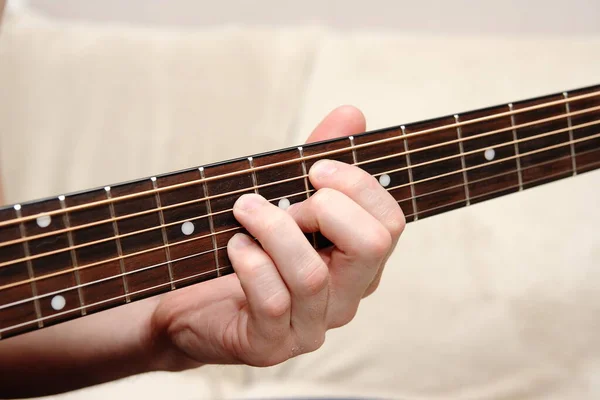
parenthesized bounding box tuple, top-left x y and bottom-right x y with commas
(141, 297, 204, 372)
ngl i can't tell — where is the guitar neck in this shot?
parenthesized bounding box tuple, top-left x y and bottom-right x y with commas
(1, 84, 599, 339)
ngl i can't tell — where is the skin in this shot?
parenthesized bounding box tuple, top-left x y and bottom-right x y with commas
(0, 106, 405, 398)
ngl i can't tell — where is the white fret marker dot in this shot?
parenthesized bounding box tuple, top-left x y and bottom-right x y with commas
(51, 295, 66, 311)
(278, 198, 291, 210)
(36, 215, 51, 228)
(484, 148, 496, 161)
(181, 221, 195, 236)
(379, 174, 391, 187)
(13, 204, 21, 211)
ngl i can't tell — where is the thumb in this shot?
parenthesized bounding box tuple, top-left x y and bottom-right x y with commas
(305, 106, 366, 144)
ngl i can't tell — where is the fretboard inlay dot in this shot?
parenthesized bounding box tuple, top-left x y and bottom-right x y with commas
(181, 221, 195, 236)
(51, 295, 66, 311)
(278, 198, 291, 210)
(379, 174, 391, 187)
(36, 215, 52, 228)
(484, 148, 496, 161)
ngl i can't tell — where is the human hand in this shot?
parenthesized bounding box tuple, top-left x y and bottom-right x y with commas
(148, 106, 405, 370)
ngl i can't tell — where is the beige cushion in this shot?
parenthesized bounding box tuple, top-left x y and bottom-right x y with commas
(0, 8, 319, 204)
(2, 7, 600, 400)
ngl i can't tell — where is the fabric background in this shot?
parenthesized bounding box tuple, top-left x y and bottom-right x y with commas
(1, 6, 600, 400)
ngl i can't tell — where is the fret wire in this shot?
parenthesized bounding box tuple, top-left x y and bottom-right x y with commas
(381, 130, 600, 192)
(14, 206, 44, 328)
(388, 146, 600, 202)
(2, 105, 600, 246)
(405, 157, 600, 219)
(0, 224, 242, 291)
(0, 173, 310, 250)
(298, 146, 318, 248)
(2, 92, 600, 230)
(0, 261, 239, 335)
(151, 177, 176, 290)
(563, 92, 578, 175)
(508, 103, 524, 191)
(0, 243, 231, 311)
(199, 167, 221, 277)
(366, 120, 600, 191)
(247, 158, 260, 195)
(1, 121, 600, 274)
(59, 195, 86, 315)
(105, 186, 131, 303)
(454, 114, 471, 206)
(401, 126, 419, 221)
(2, 141, 600, 300)
(6, 153, 600, 334)
(349, 136, 358, 164)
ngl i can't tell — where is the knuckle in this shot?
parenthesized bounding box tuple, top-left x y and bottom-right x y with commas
(261, 289, 291, 319)
(243, 255, 273, 281)
(387, 205, 406, 239)
(363, 274, 383, 298)
(348, 165, 371, 185)
(329, 305, 359, 329)
(304, 330, 326, 353)
(312, 187, 337, 208)
(297, 260, 329, 297)
(364, 225, 393, 259)
(261, 211, 289, 237)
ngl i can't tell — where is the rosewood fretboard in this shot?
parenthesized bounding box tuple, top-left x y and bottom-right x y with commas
(1, 84, 599, 339)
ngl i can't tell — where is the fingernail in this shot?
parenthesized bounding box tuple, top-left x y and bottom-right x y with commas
(235, 193, 266, 212)
(311, 159, 337, 179)
(229, 233, 254, 249)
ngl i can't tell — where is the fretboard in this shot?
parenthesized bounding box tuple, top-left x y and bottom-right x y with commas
(1, 84, 599, 339)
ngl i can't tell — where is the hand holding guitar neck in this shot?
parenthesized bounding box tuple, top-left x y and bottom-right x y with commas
(0, 106, 404, 398)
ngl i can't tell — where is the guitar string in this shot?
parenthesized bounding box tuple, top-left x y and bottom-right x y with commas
(0, 127, 599, 272)
(1, 135, 599, 295)
(0, 263, 236, 334)
(1, 105, 599, 253)
(401, 157, 600, 217)
(3, 145, 595, 310)
(1, 89, 599, 228)
(3, 155, 600, 335)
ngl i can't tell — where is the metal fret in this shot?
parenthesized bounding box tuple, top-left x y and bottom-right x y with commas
(298, 147, 312, 200)
(563, 92, 578, 176)
(247, 157, 260, 194)
(508, 103, 524, 191)
(150, 177, 175, 290)
(58, 195, 86, 315)
(298, 146, 318, 248)
(104, 186, 131, 303)
(14, 205, 43, 328)
(401, 126, 419, 221)
(349, 136, 358, 164)
(454, 114, 471, 206)
(199, 167, 221, 277)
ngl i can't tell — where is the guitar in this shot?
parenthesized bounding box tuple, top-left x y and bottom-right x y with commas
(0, 84, 599, 340)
